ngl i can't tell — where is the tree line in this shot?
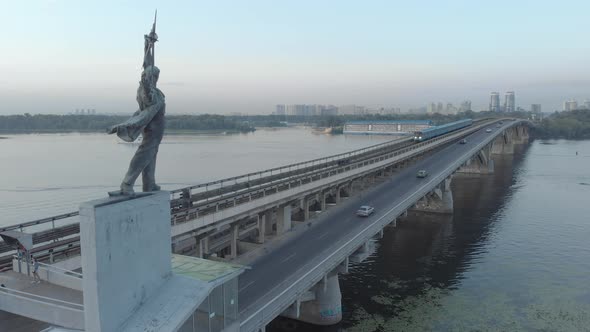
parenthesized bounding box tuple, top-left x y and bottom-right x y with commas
(536, 109, 590, 139)
(0, 114, 255, 133)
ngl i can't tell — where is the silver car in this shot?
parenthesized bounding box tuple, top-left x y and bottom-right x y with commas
(356, 205, 375, 217)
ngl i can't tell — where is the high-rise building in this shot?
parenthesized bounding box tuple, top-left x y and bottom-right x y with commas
(504, 91, 515, 112)
(436, 102, 443, 113)
(459, 100, 472, 112)
(490, 92, 501, 112)
(583, 100, 590, 110)
(275, 104, 286, 115)
(321, 105, 338, 116)
(427, 103, 436, 114)
(531, 104, 541, 113)
(563, 100, 578, 111)
(445, 103, 456, 114)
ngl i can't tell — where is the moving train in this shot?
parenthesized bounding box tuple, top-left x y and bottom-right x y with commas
(413, 118, 473, 142)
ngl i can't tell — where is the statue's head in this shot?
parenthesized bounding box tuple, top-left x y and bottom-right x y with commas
(141, 65, 160, 87)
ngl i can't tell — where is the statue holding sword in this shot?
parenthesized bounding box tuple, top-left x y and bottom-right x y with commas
(107, 11, 166, 196)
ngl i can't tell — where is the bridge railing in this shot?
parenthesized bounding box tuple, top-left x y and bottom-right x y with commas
(239, 119, 525, 332)
(0, 286, 84, 329)
(172, 118, 500, 228)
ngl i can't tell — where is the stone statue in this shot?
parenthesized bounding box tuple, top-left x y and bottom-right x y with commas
(107, 12, 165, 196)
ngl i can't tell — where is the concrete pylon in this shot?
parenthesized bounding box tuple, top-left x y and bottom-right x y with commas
(257, 214, 265, 244)
(276, 204, 292, 234)
(295, 274, 342, 325)
(230, 223, 239, 258)
(492, 130, 514, 155)
(411, 177, 453, 214)
(321, 192, 328, 211)
(198, 236, 209, 258)
(303, 198, 311, 221)
(458, 144, 494, 174)
(262, 210, 273, 236)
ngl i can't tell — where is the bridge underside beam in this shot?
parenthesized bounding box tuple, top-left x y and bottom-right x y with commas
(458, 144, 494, 174)
(491, 129, 515, 155)
(411, 177, 453, 214)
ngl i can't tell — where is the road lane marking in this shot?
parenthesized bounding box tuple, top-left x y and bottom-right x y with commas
(239, 280, 256, 292)
(280, 253, 296, 264)
(317, 232, 329, 240)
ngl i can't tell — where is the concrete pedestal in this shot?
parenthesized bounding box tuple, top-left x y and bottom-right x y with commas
(79, 191, 172, 332)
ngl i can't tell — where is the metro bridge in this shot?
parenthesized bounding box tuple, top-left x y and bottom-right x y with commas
(0, 118, 531, 331)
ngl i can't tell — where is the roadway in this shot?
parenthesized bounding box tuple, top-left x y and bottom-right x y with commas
(238, 122, 505, 316)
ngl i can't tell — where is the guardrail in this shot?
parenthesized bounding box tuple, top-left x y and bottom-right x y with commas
(0, 286, 84, 330)
(239, 120, 525, 331)
(0, 286, 83, 311)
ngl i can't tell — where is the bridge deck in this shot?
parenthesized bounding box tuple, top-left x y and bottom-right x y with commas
(238, 122, 516, 330)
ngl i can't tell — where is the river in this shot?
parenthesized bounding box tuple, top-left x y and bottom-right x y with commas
(269, 139, 590, 331)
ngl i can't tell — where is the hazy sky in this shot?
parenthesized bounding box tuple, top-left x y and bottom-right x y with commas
(1, 0, 590, 114)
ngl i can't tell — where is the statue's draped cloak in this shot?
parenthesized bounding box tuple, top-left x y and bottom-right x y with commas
(116, 88, 165, 142)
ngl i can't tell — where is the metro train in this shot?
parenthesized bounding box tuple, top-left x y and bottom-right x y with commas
(413, 118, 473, 142)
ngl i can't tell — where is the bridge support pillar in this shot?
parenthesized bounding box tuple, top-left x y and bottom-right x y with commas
(513, 125, 530, 144)
(261, 210, 273, 236)
(492, 130, 514, 155)
(198, 236, 209, 258)
(276, 204, 292, 235)
(335, 186, 341, 204)
(285, 273, 342, 326)
(230, 223, 239, 259)
(257, 214, 265, 244)
(411, 177, 453, 214)
(302, 197, 311, 221)
(458, 144, 494, 174)
(321, 192, 328, 211)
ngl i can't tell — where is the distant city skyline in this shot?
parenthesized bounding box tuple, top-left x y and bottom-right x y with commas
(2, 1, 590, 115)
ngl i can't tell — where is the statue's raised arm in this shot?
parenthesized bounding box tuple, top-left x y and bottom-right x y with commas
(143, 10, 158, 69)
(107, 11, 166, 196)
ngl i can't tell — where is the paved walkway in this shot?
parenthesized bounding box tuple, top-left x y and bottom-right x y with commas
(0, 270, 82, 331)
(0, 270, 82, 305)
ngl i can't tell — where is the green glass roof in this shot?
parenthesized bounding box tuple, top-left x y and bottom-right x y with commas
(171, 254, 244, 282)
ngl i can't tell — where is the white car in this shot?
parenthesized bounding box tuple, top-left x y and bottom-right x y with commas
(485, 128, 492, 133)
(356, 205, 375, 217)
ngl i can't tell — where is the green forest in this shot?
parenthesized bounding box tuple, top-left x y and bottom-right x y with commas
(0, 113, 255, 133)
(536, 109, 590, 139)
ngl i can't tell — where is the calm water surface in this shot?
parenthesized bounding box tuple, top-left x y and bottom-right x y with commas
(269, 140, 590, 332)
(0, 128, 390, 226)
